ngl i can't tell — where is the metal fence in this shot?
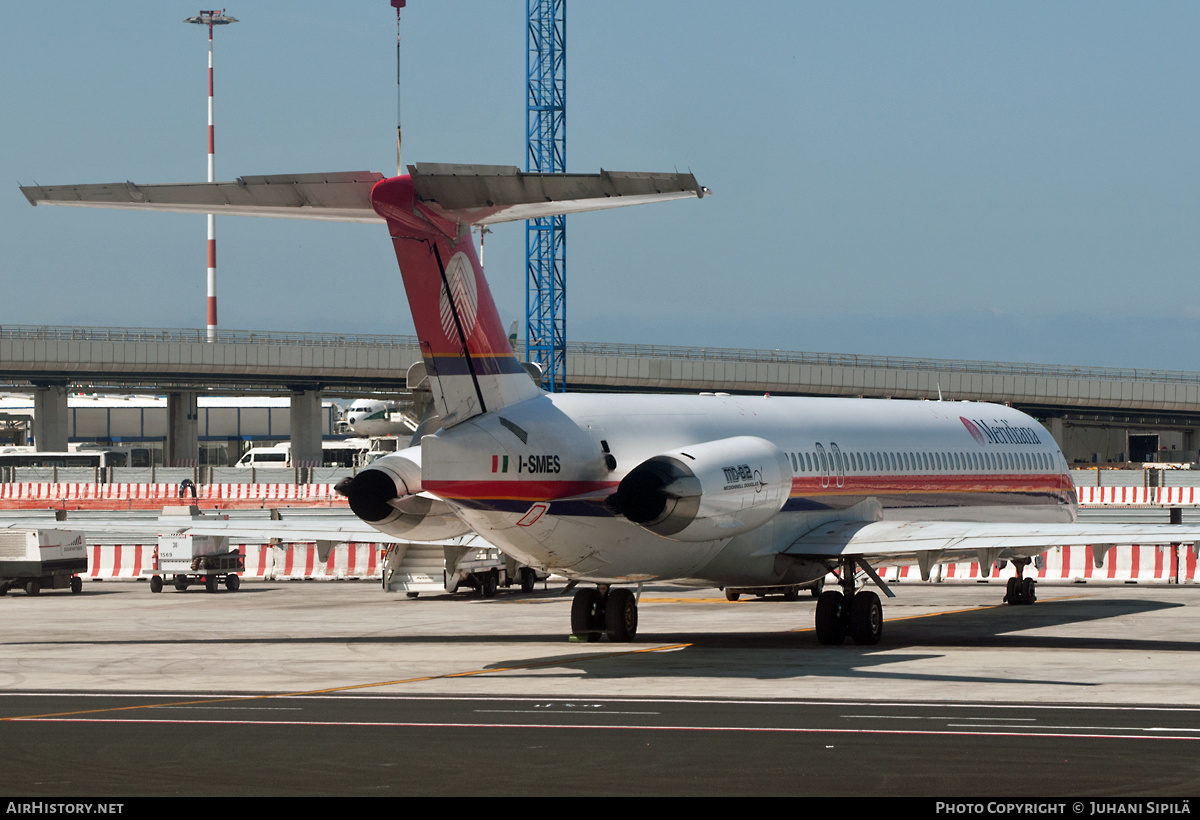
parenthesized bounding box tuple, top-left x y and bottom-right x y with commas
(6, 324, 1200, 386)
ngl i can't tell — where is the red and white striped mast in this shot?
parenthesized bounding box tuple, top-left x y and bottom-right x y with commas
(184, 10, 238, 342)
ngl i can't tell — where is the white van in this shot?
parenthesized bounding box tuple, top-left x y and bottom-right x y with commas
(234, 444, 290, 468)
(234, 440, 371, 468)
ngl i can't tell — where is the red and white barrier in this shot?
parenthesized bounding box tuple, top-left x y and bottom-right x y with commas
(1075, 485, 1200, 507)
(84, 542, 384, 582)
(88, 544, 152, 580)
(0, 483, 347, 510)
(879, 544, 1199, 584)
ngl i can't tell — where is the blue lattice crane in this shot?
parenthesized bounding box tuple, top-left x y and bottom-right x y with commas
(525, 0, 566, 392)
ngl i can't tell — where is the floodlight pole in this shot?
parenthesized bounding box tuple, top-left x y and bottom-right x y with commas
(185, 10, 238, 342)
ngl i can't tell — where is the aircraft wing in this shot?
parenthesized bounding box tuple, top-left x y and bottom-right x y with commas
(19, 166, 707, 226)
(783, 519, 1200, 565)
(0, 515, 412, 545)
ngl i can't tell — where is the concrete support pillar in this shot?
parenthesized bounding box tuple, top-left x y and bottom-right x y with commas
(32, 383, 69, 452)
(1047, 417, 1065, 452)
(166, 391, 199, 467)
(289, 389, 323, 469)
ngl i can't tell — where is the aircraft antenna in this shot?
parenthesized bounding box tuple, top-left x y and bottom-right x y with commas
(184, 10, 239, 343)
(392, 1, 406, 176)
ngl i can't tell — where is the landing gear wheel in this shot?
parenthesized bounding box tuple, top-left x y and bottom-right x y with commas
(150, 575, 164, 594)
(225, 574, 240, 592)
(1004, 575, 1037, 605)
(570, 587, 602, 642)
(205, 576, 218, 593)
(815, 590, 846, 645)
(480, 569, 499, 598)
(605, 588, 638, 642)
(725, 589, 741, 602)
(519, 567, 536, 594)
(70, 576, 82, 595)
(24, 580, 39, 596)
(850, 590, 883, 645)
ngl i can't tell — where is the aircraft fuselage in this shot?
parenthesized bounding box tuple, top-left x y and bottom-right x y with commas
(420, 392, 1076, 586)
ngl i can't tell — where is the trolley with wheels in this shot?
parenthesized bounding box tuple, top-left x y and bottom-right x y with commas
(147, 532, 243, 594)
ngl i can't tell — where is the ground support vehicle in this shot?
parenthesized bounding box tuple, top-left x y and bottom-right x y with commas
(146, 508, 242, 593)
(382, 537, 545, 598)
(0, 528, 86, 595)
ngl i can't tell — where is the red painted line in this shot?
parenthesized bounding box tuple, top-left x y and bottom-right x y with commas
(10, 715, 1200, 743)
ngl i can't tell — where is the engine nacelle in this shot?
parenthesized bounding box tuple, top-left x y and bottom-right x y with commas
(607, 436, 791, 542)
(335, 446, 470, 541)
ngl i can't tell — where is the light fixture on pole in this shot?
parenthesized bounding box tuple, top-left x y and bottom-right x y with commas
(184, 10, 238, 342)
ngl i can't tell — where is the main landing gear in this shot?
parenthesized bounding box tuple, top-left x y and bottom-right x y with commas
(570, 584, 639, 643)
(1003, 557, 1037, 606)
(814, 556, 891, 646)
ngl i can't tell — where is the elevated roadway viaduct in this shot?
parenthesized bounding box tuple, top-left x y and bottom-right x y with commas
(2, 325, 1198, 466)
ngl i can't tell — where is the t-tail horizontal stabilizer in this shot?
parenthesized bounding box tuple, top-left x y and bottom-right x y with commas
(19, 165, 709, 226)
(21, 165, 708, 427)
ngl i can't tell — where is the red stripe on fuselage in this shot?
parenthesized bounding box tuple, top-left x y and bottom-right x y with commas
(425, 478, 619, 501)
(425, 473, 1068, 503)
(789, 473, 1068, 495)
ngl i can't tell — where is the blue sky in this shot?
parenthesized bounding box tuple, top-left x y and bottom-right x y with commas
(4, 2, 1200, 370)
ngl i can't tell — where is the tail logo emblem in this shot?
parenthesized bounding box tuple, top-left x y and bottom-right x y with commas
(439, 252, 479, 346)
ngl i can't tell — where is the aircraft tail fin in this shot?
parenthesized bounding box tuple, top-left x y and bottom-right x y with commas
(370, 167, 706, 427)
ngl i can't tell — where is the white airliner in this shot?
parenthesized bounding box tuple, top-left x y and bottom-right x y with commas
(20, 164, 1200, 645)
(339, 398, 411, 437)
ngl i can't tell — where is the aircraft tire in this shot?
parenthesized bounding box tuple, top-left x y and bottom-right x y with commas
(570, 587, 601, 642)
(850, 590, 883, 645)
(520, 568, 536, 594)
(1021, 577, 1036, 604)
(725, 589, 740, 602)
(605, 588, 638, 643)
(815, 591, 846, 645)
